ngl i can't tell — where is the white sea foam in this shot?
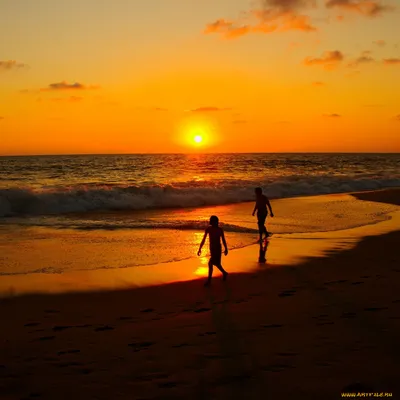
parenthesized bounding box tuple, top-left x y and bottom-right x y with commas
(1, 176, 400, 217)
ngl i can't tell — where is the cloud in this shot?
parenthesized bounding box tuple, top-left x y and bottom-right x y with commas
(325, 0, 393, 17)
(153, 107, 168, 112)
(261, 0, 316, 11)
(204, 0, 317, 38)
(348, 51, 375, 67)
(395, 114, 400, 121)
(312, 81, 326, 86)
(0, 116, 4, 120)
(323, 113, 341, 117)
(383, 58, 400, 65)
(204, 19, 251, 39)
(373, 39, 386, 47)
(304, 50, 344, 69)
(233, 120, 248, 124)
(40, 81, 99, 91)
(189, 107, 232, 112)
(0, 60, 28, 70)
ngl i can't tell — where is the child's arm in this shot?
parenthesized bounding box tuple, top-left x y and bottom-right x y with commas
(266, 198, 274, 217)
(197, 229, 208, 256)
(252, 202, 258, 216)
(221, 230, 228, 256)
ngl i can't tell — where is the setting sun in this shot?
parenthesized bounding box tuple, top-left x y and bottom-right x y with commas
(194, 135, 203, 144)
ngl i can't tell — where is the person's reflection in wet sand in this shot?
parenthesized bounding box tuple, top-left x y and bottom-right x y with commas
(258, 238, 270, 263)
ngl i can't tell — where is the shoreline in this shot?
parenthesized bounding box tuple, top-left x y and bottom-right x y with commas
(0, 188, 399, 398)
(1, 188, 399, 297)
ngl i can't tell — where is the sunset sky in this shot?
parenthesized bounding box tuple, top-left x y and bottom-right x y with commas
(1, 0, 399, 155)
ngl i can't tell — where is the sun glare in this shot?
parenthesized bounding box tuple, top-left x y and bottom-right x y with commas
(194, 135, 203, 144)
(175, 117, 220, 151)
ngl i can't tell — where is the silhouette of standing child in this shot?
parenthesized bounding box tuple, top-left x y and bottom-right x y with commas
(252, 187, 274, 243)
(197, 216, 228, 286)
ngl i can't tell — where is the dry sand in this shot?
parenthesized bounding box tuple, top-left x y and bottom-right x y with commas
(1, 188, 400, 400)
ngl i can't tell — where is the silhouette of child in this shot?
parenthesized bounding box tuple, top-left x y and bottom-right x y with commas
(252, 187, 274, 242)
(197, 216, 228, 286)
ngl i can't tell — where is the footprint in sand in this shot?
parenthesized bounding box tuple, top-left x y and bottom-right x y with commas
(262, 324, 283, 329)
(128, 342, 154, 352)
(172, 343, 190, 348)
(312, 314, 328, 320)
(324, 280, 348, 286)
(134, 373, 169, 382)
(194, 308, 211, 313)
(341, 312, 356, 319)
(24, 322, 40, 327)
(53, 326, 72, 332)
(262, 363, 295, 372)
(364, 307, 388, 312)
(57, 349, 80, 356)
(199, 331, 217, 337)
(37, 336, 55, 341)
(94, 325, 114, 332)
(279, 290, 296, 297)
(158, 381, 179, 389)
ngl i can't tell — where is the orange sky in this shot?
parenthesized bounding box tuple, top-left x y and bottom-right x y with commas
(1, 0, 399, 155)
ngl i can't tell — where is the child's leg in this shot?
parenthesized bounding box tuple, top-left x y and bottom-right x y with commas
(257, 220, 264, 242)
(205, 259, 213, 285)
(215, 264, 228, 280)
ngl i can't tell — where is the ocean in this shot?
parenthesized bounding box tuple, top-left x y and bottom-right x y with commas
(1, 153, 400, 277)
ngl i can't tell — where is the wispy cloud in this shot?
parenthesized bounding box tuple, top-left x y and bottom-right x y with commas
(233, 119, 248, 124)
(153, 107, 168, 112)
(189, 107, 232, 113)
(323, 113, 341, 117)
(383, 58, 400, 65)
(204, 0, 317, 38)
(325, 0, 393, 17)
(0, 60, 28, 71)
(0, 116, 4, 120)
(373, 39, 386, 47)
(41, 81, 99, 91)
(348, 51, 375, 67)
(395, 114, 400, 121)
(312, 81, 326, 86)
(304, 50, 344, 69)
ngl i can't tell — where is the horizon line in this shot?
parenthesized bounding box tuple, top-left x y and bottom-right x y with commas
(1, 151, 400, 158)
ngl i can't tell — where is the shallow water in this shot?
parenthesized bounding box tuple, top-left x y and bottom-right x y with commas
(0, 193, 397, 276)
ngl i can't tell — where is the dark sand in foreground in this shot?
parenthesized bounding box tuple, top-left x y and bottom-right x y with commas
(1, 188, 400, 399)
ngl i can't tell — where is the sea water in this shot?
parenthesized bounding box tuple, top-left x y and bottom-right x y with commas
(1, 153, 399, 276)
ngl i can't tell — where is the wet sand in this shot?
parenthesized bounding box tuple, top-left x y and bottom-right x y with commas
(1, 188, 400, 399)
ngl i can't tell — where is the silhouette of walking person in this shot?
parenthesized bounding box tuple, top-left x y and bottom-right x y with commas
(198, 216, 228, 286)
(252, 187, 274, 243)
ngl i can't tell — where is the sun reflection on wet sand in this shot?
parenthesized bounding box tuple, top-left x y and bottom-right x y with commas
(1, 209, 399, 297)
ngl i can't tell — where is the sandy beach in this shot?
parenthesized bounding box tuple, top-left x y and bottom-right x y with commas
(1, 188, 400, 399)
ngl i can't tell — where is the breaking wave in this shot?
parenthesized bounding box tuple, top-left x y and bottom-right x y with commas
(1, 175, 400, 217)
